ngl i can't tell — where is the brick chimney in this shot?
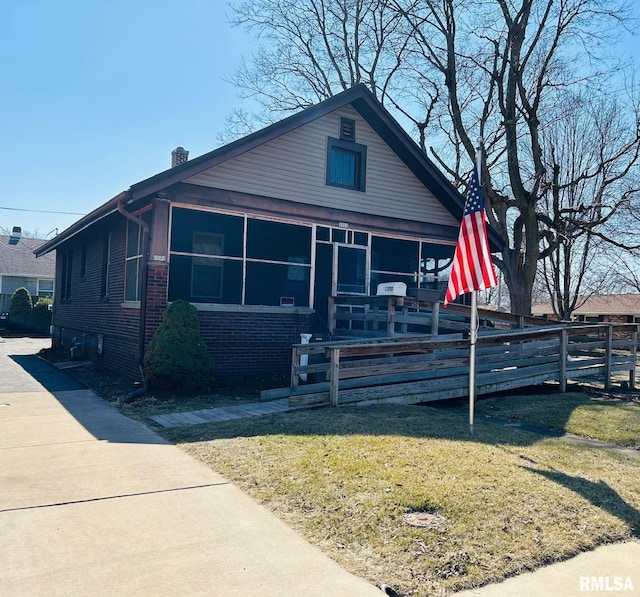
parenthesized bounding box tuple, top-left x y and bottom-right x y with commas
(171, 146, 189, 168)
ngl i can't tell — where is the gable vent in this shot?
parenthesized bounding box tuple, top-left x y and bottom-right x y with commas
(340, 117, 355, 141)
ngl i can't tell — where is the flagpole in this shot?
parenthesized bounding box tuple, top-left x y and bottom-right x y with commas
(469, 140, 483, 435)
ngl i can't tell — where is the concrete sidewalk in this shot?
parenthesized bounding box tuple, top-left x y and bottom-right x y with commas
(0, 337, 382, 596)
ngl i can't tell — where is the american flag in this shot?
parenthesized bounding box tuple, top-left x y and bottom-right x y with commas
(444, 166, 498, 306)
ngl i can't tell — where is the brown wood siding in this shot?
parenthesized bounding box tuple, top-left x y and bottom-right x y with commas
(185, 106, 457, 227)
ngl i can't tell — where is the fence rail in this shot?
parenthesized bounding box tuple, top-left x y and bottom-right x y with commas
(261, 322, 638, 408)
(328, 294, 547, 337)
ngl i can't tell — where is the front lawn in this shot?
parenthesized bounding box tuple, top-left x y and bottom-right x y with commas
(476, 390, 640, 448)
(161, 402, 640, 596)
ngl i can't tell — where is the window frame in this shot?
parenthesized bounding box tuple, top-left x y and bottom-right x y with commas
(124, 210, 152, 302)
(326, 137, 367, 192)
(101, 234, 111, 298)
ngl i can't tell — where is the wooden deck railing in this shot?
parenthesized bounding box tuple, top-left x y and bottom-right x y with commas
(261, 323, 638, 408)
(327, 295, 548, 337)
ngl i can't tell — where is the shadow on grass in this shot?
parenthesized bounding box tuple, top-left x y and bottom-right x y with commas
(523, 466, 640, 539)
(160, 402, 556, 447)
(159, 399, 640, 543)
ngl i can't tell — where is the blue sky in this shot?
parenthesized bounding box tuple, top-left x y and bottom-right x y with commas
(0, 0, 259, 237)
(0, 1, 638, 238)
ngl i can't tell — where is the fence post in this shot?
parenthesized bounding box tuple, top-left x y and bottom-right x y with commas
(291, 345, 300, 388)
(559, 327, 567, 393)
(432, 301, 440, 335)
(329, 347, 340, 406)
(631, 328, 638, 390)
(604, 325, 613, 390)
(328, 296, 335, 335)
(387, 297, 396, 335)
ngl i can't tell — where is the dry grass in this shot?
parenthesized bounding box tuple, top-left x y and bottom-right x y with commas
(476, 388, 640, 448)
(162, 403, 640, 597)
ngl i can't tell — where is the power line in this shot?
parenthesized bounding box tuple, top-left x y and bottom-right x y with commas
(0, 206, 86, 216)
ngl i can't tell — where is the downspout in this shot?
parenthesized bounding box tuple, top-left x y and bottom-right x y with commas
(117, 199, 150, 401)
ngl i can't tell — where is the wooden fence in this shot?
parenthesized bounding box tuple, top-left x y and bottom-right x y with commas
(261, 323, 638, 408)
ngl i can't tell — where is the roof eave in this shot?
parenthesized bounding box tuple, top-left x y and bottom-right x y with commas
(34, 191, 130, 257)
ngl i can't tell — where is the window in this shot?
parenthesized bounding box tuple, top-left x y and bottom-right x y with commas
(326, 137, 367, 191)
(124, 210, 152, 301)
(191, 232, 224, 300)
(1, 276, 37, 297)
(168, 207, 313, 307)
(38, 279, 54, 297)
(245, 262, 310, 307)
(101, 234, 111, 297)
(169, 208, 244, 304)
(80, 243, 87, 277)
(60, 251, 72, 300)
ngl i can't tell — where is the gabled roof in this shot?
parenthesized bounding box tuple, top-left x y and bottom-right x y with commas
(1, 235, 55, 278)
(36, 84, 503, 256)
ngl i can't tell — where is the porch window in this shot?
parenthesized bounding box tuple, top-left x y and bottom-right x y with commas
(37, 279, 54, 297)
(420, 242, 455, 291)
(191, 232, 224, 300)
(245, 219, 312, 306)
(168, 207, 312, 307)
(370, 236, 419, 293)
(169, 208, 244, 304)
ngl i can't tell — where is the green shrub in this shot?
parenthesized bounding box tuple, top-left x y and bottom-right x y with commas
(143, 300, 213, 394)
(31, 297, 53, 332)
(9, 287, 33, 329)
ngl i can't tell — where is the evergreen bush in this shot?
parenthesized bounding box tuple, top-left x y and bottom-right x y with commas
(9, 287, 33, 329)
(143, 300, 213, 394)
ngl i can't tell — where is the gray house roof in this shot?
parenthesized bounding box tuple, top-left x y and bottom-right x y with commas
(0, 235, 56, 278)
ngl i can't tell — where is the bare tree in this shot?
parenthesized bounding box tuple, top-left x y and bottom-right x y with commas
(393, 0, 640, 315)
(227, 0, 640, 315)
(226, 0, 411, 118)
(537, 92, 640, 318)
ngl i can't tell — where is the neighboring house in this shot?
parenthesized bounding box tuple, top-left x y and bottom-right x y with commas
(532, 294, 640, 323)
(0, 233, 55, 311)
(35, 84, 502, 379)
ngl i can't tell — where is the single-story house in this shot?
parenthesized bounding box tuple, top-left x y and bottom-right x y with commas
(532, 294, 640, 324)
(35, 84, 502, 379)
(0, 231, 55, 311)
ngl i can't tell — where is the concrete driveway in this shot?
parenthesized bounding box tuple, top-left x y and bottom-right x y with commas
(0, 337, 383, 596)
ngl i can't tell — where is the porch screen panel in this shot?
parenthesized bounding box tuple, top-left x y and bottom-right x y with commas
(168, 255, 242, 304)
(169, 208, 244, 304)
(246, 220, 311, 264)
(420, 242, 454, 290)
(171, 209, 243, 257)
(245, 219, 312, 307)
(370, 236, 419, 293)
(245, 262, 310, 307)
